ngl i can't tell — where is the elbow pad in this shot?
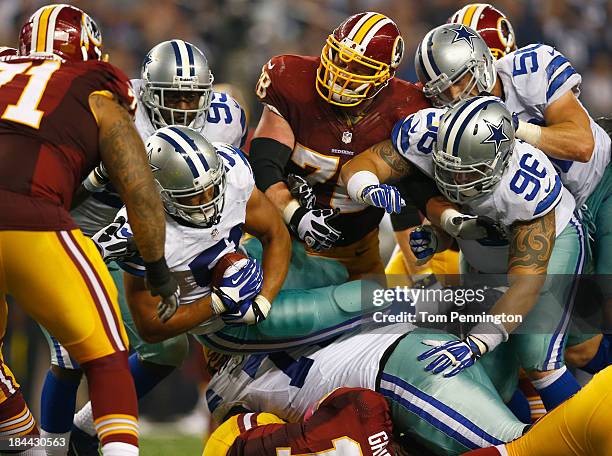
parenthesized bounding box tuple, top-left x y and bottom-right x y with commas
(249, 137, 292, 192)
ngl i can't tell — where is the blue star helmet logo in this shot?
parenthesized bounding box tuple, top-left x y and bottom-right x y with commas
(450, 25, 478, 51)
(481, 119, 511, 153)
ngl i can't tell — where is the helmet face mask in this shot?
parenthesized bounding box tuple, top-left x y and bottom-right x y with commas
(146, 125, 226, 228)
(416, 24, 496, 108)
(141, 40, 214, 129)
(316, 12, 404, 108)
(434, 96, 514, 204)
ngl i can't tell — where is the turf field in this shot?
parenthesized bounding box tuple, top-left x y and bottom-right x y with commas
(140, 433, 203, 456)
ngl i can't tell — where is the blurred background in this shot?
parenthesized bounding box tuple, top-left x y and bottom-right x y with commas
(1, 0, 610, 453)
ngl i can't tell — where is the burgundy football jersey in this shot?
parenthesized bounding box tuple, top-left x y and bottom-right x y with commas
(229, 387, 395, 456)
(256, 54, 430, 245)
(0, 56, 135, 230)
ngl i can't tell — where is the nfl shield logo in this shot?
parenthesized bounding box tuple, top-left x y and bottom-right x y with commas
(342, 131, 352, 144)
(211, 228, 219, 239)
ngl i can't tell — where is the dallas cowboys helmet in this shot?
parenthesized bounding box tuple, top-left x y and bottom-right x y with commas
(415, 24, 496, 107)
(433, 96, 514, 203)
(141, 40, 214, 128)
(146, 126, 226, 227)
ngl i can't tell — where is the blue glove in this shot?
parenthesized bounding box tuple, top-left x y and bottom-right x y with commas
(361, 184, 405, 214)
(409, 225, 438, 264)
(417, 336, 488, 377)
(213, 257, 263, 311)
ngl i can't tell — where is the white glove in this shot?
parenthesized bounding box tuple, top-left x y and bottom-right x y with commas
(91, 215, 138, 262)
(289, 207, 342, 251)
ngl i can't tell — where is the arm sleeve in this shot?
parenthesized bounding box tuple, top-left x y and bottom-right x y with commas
(398, 167, 442, 215)
(390, 180, 422, 231)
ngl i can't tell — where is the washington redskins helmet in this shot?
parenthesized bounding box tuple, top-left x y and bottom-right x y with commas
(316, 12, 404, 107)
(449, 3, 516, 59)
(18, 4, 103, 62)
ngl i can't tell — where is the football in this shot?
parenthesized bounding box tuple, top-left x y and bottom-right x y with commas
(211, 251, 250, 287)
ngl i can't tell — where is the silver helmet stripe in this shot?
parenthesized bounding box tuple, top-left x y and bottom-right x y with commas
(170, 39, 192, 78)
(418, 29, 440, 79)
(442, 96, 496, 156)
(156, 128, 208, 178)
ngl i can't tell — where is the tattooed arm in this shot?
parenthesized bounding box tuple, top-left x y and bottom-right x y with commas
(487, 210, 556, 333)
(340, 139, 412, 184)
(88, 93, 166, 263)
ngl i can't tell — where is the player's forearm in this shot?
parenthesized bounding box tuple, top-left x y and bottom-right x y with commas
(520, 121, 594, 162)
(94, 96, 166, 262)
(265, 181, 294, 213)
(134, 295, 214, 343)
(424, 197, 457, 227)
(257, 220, 291, 302)
(487, 274, 545, 333)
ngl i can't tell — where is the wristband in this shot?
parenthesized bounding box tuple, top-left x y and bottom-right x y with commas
(83, 169, 108, 193)
(143, 256, 171, 286)
(346, 171, 379, 204)
(210, 292, 226, 315)
(440, 208, 464, 237)
(515, 120, 542, 146)
(469, 320, 509, 353)
(282, 199, 301, 225)
(254, 294, 272, 319)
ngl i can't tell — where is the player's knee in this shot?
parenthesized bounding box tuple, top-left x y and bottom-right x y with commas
(142, 335, 189, 368)
(50, 364, 83, 383)
(564, 335, 603, 368)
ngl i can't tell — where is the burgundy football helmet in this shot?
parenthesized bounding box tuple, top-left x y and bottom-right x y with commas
(316, 12, 404, 107)
(18, 4, 103, 62)
(449, 3, 516, 59)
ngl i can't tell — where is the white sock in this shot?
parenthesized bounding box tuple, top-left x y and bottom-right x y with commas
(101, 442, 138, 456)
(39, 429, 70, 456)
(73, 402, 96, 437)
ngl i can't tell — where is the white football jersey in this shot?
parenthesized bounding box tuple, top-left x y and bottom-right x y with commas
(392, 114, 576, 273)
(116, 144, 254, 331)
(72, 80, 248, 237)
(206, 323, 412, 423)
(495, 44, 611, 206)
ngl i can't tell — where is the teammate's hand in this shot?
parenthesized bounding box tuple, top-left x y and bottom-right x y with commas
(144, 258, 181, 323)
(289, 207, 342, 251)
(286, 174, 315, 209)
(409, 225, 438, 264)
(211, 258, 263, 314)
(91, 215, 138, 263)
(417, 336, 488, 377)
(83, 162, 110, 193)
(219, 294, 271, 325)
(361, 184, 405, 214)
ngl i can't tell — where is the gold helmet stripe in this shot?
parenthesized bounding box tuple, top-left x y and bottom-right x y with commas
(461, 4, 480, 28)
(33, 6, 56, 53)
(353, 13, 387, 44)
(44, 5, 66, 53)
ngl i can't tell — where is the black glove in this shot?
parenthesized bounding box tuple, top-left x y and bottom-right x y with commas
(289, 207, 342, 251)
(144, 257, 180, 322)
(286, 174, 315, 209)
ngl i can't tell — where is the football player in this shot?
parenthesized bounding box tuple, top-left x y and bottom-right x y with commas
(39, 40, 248, 453)
(203, 387, 395, 456)
(70, 126, 290, 452)
(342, 96, 585, 412)
(205, 320, 528, 455)
(462, 366, 612, 456)
(0, 4, 180, 455)
(249, 11, 430, 279)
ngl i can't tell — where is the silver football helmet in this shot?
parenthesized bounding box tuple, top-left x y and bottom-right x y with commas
(141, 40, 214, 129)
(415, 24, 496, 107)
(433, 96, 514, 203)
(146, 125, 226, 227)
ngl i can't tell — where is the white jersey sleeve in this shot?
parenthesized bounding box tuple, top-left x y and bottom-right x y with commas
(495, 44, 581, 121)
(205, 324, 411, 423)
(391, 107, 445, 178)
